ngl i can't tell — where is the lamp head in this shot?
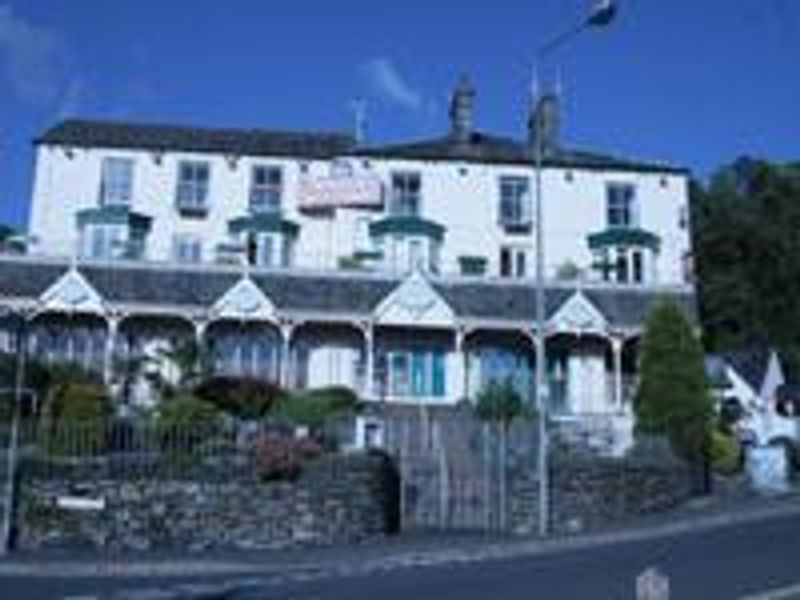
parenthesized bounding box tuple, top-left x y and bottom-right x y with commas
(587, 0, 617, 27)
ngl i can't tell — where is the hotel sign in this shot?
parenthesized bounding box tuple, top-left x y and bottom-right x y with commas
(298, 160, 384, 210)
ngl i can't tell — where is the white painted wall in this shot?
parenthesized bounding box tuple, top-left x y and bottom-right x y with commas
(567, 351, 609, 414)
(29, 143, 692, 285)
(721, 363, 796, 446)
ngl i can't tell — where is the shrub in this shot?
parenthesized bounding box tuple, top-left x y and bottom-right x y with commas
(156, 394, 221, 453)
(158, 394, 220, 431)
(254, 431, 322, 481)
(39, 383, 112, 455)
(195, 376, 284, 420)
(270, 386, 360, 432)
(718, 398, 745, 434)
(475, 378, 523, 424)
(710, 430, 742, 476)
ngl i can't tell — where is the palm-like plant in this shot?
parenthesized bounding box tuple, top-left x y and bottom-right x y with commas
(152, 338, 212, 398)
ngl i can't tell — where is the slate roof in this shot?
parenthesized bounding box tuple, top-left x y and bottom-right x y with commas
(719, 346, 775, 393)
(0, 257, 696, 329)
(36, 119, 356, 160)
(360, 131, 687, 174)
(36, 120, 687, 175)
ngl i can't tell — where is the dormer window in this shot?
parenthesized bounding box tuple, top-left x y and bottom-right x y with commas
(99, 157, 134, 206)
(389, 172, 421, 217)
(250, 165, 283, 214)
(606, 183, 636, 228)
(176, 161, 210, 215)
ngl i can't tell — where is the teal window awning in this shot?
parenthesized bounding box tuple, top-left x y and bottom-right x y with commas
(228, 214, 300, 238)
(76, 205, 152, 234)
(587, 227, 661, 252)
(369, 216, 445, 242)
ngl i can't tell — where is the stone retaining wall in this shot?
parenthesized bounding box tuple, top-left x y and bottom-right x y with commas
(510, 456, 691, 535)
(17, 452, 399, 552)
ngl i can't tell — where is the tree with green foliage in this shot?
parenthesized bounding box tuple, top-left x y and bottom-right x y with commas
(692, 158, 800, 374)
(635, 299, 713, 492)
(475, 378, 523, 425)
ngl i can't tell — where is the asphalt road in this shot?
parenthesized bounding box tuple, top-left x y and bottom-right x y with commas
(3, 513, 800, 599)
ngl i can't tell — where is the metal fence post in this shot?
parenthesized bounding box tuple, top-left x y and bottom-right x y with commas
(1, 322, 27, 556)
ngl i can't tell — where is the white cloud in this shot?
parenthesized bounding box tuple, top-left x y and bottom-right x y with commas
(361, 57, 424, 112)
(0, 4, 70, 105)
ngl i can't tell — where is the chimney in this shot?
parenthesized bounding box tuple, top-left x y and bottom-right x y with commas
(449, 74, 476, 145)
(528, 92, 560, 158)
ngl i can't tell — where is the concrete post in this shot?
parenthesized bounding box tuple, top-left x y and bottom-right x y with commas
(103, 316, 119, 387)
(361, 322, 375, 400)
(612, 336, 624, 409)
(280, 321, 295, 390)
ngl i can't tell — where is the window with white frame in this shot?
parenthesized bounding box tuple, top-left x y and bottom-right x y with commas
(499, 176, 531, 227)
(597, 246, 649, 285)
(408, 239, 424, 270)
(172, 235, 203, 264)
(257, 235, 274, 268)
(499, 246, 528, 278)
(614, 247, 629, 283)
(81, 225, 125, 260)
(606, 183, 637, 228)
(354, 217, 371, 251)
(213, 333, 279, 380)
(385, 349, 446, 399)
(245, 233, 281, 268)
(176, 161, 211, 213)
(250, 166, 283, 214)
(99, 157, 134, 206)
(389, 172, 422, 217)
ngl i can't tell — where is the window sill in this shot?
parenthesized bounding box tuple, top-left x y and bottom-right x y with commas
(176, 206, 209, 219)
(500, 222, 533, 235)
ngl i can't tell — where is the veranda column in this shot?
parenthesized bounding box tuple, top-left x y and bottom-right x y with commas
(193, 319, 208, 350)
(361, 321, 375, 400)
(193, 318, 208, 382)
(522, 329, 539, 409)
(103, 316, 119, 386)
(280, 321, 295, 390)
(454, 327, 467, 402)
(611, 336, 624, 409)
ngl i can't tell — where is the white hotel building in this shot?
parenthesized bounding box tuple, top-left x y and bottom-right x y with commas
(0, 77, 694, 419)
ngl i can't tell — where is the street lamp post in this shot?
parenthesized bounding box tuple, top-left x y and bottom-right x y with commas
(533, 0, 617, 537)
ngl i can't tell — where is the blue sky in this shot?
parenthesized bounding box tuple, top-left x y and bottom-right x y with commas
(0, 0, 798, 229)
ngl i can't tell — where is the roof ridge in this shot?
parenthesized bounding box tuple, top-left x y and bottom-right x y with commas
(47, 118, 354, 140)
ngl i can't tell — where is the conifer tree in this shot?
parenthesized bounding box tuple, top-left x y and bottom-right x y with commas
(635, 299, 713, 490)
